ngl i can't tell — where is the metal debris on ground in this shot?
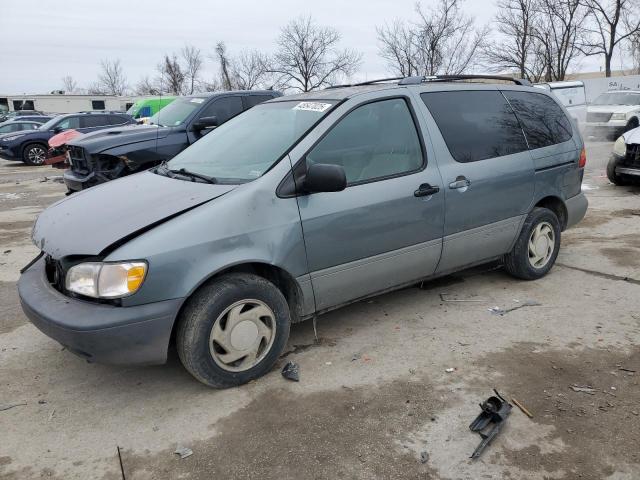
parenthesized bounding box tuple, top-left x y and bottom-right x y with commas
(469, 389, 512, 459)
(569, 385, 597, 395)
(281, 361, 300, 382)
(0, 402, 27, 412)
(174, 446, 193, 459)
(420, 451, 429, 464)
(618, 367, 636, 373)
(511, 397, 534, 418)
(439, 293, 484, 303)
(488, 300, 541, 316)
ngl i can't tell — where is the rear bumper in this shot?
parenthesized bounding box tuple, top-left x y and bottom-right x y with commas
(63, 169, 96, 192)
(565, 192, 588, 229)
(18, 257, 182, 365)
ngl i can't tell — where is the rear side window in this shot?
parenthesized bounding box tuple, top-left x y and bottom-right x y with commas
(80, 115, 108, 128)
(108, 115, 128, 125)
(306, 98, 424, 184)
(200, 96, 244, 124)
(244, 95, 274, 109)
(421, 91, 528, 163)
(503, 91, 573, 149)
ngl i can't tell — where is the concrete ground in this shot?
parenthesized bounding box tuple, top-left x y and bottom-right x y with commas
(0, 142, 638, 480)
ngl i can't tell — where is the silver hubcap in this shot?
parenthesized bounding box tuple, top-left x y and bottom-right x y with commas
(528, 221, 555, 269)
(28, 146, 46, 164)
(209, 299, 276, 372)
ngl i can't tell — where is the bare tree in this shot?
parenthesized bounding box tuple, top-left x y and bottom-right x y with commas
(181, 45, 204, 94)
(215, 42, 235, 90)
(232, 49, 271, 89)
(61, 75, 78, 93)
(87, 82, 108, 95)
(377, 0, 486, 77)
(97, 59, 128, 95)
(158, 54, 186, 95)
(377, 20, 421, 76)
(580, 0, 640, 76)
(269, 16, 362, 92)
(135, 75, 160, 95)
(483, 0, 547, 81)
(533, 0, 589, 81)
(630, 32, 640, 72)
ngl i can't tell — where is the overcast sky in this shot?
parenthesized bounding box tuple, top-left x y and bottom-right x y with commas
(1, 0, 607, 94)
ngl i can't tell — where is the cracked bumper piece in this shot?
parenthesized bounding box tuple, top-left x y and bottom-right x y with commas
(63, 169, 95, 192)
(565, 192, 588, 229)
(18, 257, 182, 365)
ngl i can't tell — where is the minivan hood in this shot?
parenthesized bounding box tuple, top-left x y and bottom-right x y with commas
(587, 104, 640, 114)
(33, 171, 236, 258)
(69, 124, 172, 152)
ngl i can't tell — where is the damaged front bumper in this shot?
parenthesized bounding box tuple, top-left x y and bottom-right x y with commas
(18, 256, 182, 365)
(63, 169, 97, 192)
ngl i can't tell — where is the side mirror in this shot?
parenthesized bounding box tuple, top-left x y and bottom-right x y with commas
(303, 163, 347, 193)
(52, 126, 63, 134)
(192, 116, 218, 131)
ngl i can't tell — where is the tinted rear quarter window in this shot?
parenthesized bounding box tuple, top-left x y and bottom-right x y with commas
(420, 90, 528, 163)
(81, 115, 109, 128)
(201, 96, 244, 124)
(503, 91, 573, 149)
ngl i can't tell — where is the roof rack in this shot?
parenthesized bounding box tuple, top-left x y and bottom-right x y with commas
(398, 74, 532, 86)
(325, 74, 531, 90)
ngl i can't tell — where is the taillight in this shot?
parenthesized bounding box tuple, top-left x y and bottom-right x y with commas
(579, 147, 586, 168)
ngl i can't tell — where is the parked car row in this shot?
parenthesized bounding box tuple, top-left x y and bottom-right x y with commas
(17, 76, 588, 388)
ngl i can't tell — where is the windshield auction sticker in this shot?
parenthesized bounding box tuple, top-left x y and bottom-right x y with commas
(293, 102, 332, 112)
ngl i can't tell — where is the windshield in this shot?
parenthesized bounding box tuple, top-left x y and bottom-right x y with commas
(165, 100, 337, 182)
(592, 92, 640, 106)
(38, 116, 63, 131)
(148, 97, 205, 127)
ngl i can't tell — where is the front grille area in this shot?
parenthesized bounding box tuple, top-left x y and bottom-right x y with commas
(44, 255, 65, 293)
(624, 144, 640, 168)
(587, 112, 613, 123)
(68, 145, 89, 173)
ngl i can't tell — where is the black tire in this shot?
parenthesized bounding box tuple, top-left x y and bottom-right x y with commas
(176, 273, 291, 388)
(22, 143, 48, 166)
(607, 156, 628, 186)
(504, 207, 561, 280)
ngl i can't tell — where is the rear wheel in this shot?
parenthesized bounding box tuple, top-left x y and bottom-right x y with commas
(22, 143, 48, 166)
(504, 208, 561, 280)
(177, 273, 291, 388)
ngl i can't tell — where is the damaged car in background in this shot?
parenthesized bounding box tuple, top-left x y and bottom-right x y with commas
(19, 76, 587, 388)
(608, 126, 640, 185)
(63, 90, 282, 192)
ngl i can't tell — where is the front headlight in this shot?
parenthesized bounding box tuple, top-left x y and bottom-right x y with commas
(65, 261, 147, 298)
(613, 136, 627, 157)
(611, 113, 626, 121)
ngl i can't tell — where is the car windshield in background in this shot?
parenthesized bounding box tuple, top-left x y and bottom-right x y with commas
(165, 100, 336, 182)
(592, 92, 640, 106)
(148, 97, 205, 127)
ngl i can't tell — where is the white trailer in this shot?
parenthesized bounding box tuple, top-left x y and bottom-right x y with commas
(0, 94, 140, 114)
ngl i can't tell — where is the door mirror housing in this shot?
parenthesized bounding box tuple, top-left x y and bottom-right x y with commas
(192, 116, 218, 131)
(52, 126, 63, 134)
(303, 163, 347, 193)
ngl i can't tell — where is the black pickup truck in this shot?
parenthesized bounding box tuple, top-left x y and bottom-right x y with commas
(64, 90, 281, 192)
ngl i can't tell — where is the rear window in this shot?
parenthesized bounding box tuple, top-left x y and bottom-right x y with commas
(504, 91, 573, 149)
(420, 91, 528, 163)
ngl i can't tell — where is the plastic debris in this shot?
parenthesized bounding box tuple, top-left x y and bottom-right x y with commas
(469, 390, 512, 459)
(174, 446, 193, 459)
(445, 368, 455, 373)
(420, 451, 429, 463)
(569, 385, 596, 395)
(281, 361, 300, 382)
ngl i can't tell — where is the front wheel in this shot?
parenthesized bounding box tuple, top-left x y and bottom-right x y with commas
(607, 156, 628, 186)
(22, 143, 48, 166)
(177, 273, 291, 388)
(504, 208, 561, 280)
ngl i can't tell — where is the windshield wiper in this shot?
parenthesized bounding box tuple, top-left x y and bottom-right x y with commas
(156, 162, 217, 184)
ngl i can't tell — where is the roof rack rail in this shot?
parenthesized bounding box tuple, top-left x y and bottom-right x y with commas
(325, 77, 405, 89)
(398, 74, 532, 86)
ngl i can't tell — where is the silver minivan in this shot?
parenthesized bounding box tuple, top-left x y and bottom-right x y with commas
(18, 76, 588, 387)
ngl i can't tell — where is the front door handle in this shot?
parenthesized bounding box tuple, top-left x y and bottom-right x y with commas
(414, 183, 440, 197)
(449, 176, 471, 190)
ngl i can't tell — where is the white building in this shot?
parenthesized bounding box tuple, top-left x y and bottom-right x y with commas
(0, 93, 141, 114)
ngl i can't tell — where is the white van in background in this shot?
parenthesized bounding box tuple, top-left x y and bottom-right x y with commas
(535, 81, 587, 125)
